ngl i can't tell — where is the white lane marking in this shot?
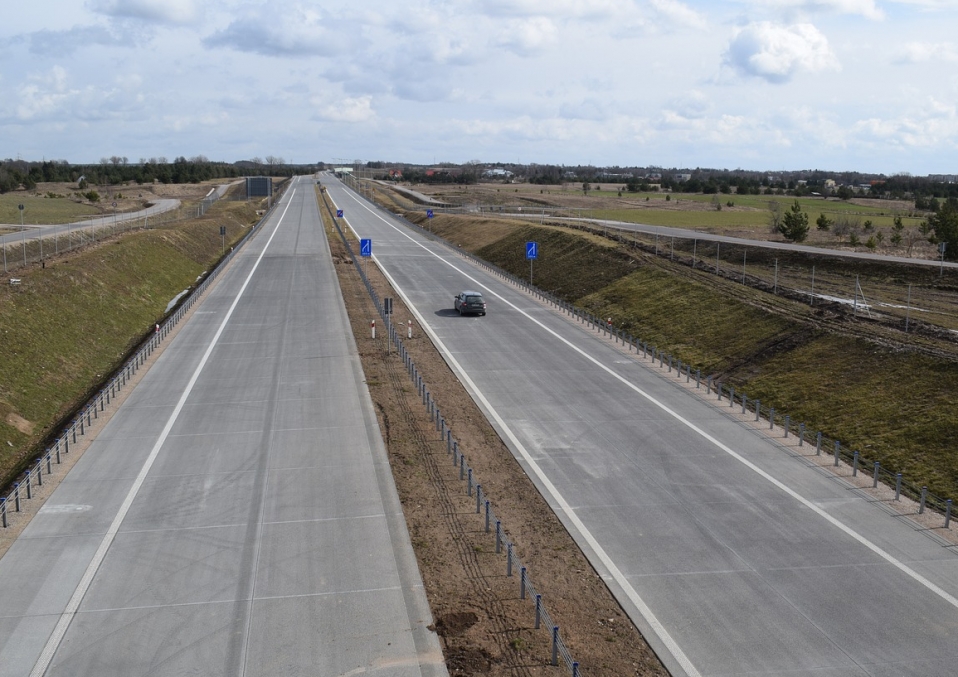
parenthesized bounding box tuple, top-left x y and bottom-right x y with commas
(29, 189, 296, 677)
(331, 184, 958, 671)
(328, 188, 702, 674)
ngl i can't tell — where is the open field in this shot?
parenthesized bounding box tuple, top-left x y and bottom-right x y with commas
(378, 179, 935, 257)
(0, 179, 240, 227)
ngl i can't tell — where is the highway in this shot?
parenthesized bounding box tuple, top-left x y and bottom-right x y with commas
(323, 175, 958, 677)
(0, 178, 446, 676)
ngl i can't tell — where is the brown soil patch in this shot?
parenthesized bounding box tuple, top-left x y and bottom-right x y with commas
(325, 209, 668, 676)
(5, 413, 33, 435)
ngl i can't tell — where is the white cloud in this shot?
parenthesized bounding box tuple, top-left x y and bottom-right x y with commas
(724, 22, 840, 83)
(649, 0, 707, 29)
(26, 25, 135, 55)
(892, 41, 958, 64)
(204, 4, 347, 57)
(497, 17, 558, 55)
(16, 67, 77, 120)
(92, 0, 201, 25)
(747, 0, 884, 19)
(314, 95, 374, 123)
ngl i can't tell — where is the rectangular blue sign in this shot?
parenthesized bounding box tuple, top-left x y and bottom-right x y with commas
(360, 238, 372, 257)
(426, 209, 434, 218)
(336, 209, 344, 217)
(526, 241, 538, 259)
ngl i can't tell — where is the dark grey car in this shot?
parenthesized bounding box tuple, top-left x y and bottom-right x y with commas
(454, 291, 487, 316)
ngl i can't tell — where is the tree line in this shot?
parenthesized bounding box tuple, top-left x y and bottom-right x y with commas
(0, 157, 323, 194)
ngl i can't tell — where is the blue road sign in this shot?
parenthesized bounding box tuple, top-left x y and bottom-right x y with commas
(336, 209, 344, 217)
(360, 238, 372, 257)
(426, 209, 434, 218)
(526, 241, 538, 259)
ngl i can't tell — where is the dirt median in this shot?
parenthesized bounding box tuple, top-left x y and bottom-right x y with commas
(324, 213, 668, 676)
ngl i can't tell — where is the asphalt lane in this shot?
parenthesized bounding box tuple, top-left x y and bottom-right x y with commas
(323, 176, 958, 677)
(0, 178, 445, 677)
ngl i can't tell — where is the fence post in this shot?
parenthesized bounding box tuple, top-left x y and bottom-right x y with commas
(873, 462, 880, 488)
(485, 500, 491, 532)
(834, 441, 840, 467)
(507, 544, 513, 577)
(14, 483, 20, 512)
(496, 520, 501, 553)
(895, 473, 902, 501)
(520, 567, 527, 599)
(552, 627, 559, 666)
(535, 594, 542, 629)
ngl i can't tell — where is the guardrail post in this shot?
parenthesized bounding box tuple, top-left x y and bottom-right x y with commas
(696, 369, 700, 388)
(729, 387, 735, 407)
(946, 500, 952, 529)
(816, 432, 822, 455)
(552, 627, 559, 666)
(873, 462, 880, 488)
(520, 566, 527, 599)
(1, 498, 6, 528)
(535, 594, 542, 629)
(852, 451, 859, 476)
(573, 662, 579, 677)
(784, 415, 790, 438)
(919, 487, 927, 514)
(686, 364, 690, 383)
(742, 395, 747, 414)
(507, 544, 513, 576)
(834, 441, 840, 467)
(706, 376, 712, 394)
(799, 423, 805, 447)
(46, 452, 51, 474)
(25, 473, 32, 499)
(14, 483, 20, 511)
(769, 407, 775, 429)
(895, 473, 902, 500)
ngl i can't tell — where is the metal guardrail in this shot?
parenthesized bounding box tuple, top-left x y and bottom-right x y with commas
(0, 182, 290, 529)
(346, 182, 957, 529)
(321, 187, 582, 676)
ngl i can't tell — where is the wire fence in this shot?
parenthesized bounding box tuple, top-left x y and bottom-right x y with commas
(343, 180, 957, 529)
(2, 188, 232, 275)
(0, 183, 288, 530)
(321, 187, 583, 676)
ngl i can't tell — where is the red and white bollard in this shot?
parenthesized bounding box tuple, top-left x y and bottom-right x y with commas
(407, 320, 412, 339)
(371, 319, 376, 339)
(606, 318, 612, 331)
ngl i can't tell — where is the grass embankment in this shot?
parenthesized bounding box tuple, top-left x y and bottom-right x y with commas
(0, 200, 263, 486)
(0, 192, 101, 226)
(415, 212, 958, 500)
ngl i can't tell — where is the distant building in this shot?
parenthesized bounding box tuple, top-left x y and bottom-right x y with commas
(673, 173, 691, 182)
(483, 168, 514, 178)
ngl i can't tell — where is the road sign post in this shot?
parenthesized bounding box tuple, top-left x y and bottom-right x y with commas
(360, 238, 371, 277)
(220, 225, 226, 253)
(526, 241, 538, 285)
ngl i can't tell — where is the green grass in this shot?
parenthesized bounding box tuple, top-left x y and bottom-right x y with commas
(0, 201, 261, 485)
(422, 212, 958, 500)
(0, 193, 100, 225)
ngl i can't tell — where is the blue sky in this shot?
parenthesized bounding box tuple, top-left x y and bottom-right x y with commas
(2, 0, 957, 174)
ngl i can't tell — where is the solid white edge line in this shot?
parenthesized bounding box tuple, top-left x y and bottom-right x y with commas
(29, 189, 297, 677)
(332, 182, 958, 670)
(328, 188, 701, 676)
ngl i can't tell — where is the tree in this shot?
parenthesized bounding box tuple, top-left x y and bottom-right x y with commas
(890, 215, 904, 246)
(582, 181, 591, 196)
(927, 197, 958, 261)
(768, 201, 783, 233)
(816, 213, 831, 231)
(778, 200, 809, 242)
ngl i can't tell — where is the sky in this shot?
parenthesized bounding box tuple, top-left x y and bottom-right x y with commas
(2, 0, 957, 175)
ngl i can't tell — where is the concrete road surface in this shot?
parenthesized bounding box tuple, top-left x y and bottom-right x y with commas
(0, 177, 446, 677)
(322, 175, 958, 677)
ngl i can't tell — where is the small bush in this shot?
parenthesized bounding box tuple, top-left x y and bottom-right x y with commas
(84, 190, 100, 203)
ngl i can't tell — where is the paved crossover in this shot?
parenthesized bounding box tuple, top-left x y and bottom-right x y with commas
(323, 175, 958, 677)
(0, 178, 445, 677)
